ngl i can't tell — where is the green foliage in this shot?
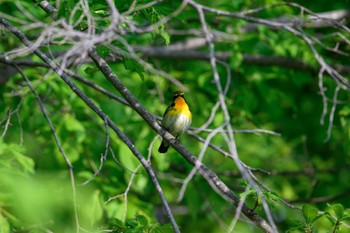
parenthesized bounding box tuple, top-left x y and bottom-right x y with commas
(287, 204, 350, 233)
(107, 215, 173, 233)
(0, 139, 34, 175)
(124, 58, 146, 80)
(301, 204, 324, 232)
(325, 204, 350, 233)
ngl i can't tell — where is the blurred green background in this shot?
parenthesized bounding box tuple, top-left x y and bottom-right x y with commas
(1, 0, 350, 232)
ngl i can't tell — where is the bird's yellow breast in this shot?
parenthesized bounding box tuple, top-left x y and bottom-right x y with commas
(162, 96, 192, 137)
(167, 97, 192, 119)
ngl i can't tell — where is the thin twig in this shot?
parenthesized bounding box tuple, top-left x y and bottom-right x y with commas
(191, 128, 281, 136)
(109, 147, 138, 174)
(318, 67, 328, 126)
(228, 186, 250, 232)
(14, 64, 80, 233)
(188, 1, 350, 90)
(194, 2, 277, 232)
(290, 189, 350, 204)
(177, 126, 224, 202)
(1, 109, 12, 138)
(88, 48, 274, 232)
(0, 17, 181, 233)
(80, 117, 110, 185)
(0, 97, 24, 142)
(325, 85, 340, 142)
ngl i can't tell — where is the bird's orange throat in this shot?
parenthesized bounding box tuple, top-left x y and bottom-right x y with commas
(174, 97, 191, 119)
(174, 97, 187, 107)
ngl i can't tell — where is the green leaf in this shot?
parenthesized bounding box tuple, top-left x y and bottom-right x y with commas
(126, 219, 139, 228)
(90, 190, 103, 224)
(0, 139, 34, 175)
(240, 189, 256, 198)
(123, 59, 145, 80)
(57, 1, 68, 19)
(67, 0, 75, 9)
(340, 214, 350, 221)
(136, 214, 148, 227)
(150, 223, 173, 233)
(133, 174, 148, 193)
(160, 30, 170, 46)
(96, 46, 111, 58)
(81, 190, 103, 227)
(325, 213, 337, 225)
(63, 114, 86, 143)
(311, 213, 326, 226)
(84, 66, 99, 75)
(152, 147, 170, 171)
(302, 204, 319, 224)
(94, 9, 109, 16)
(329, 204, 344, 220)
(230, 49, 243, 69)
(118, 143, 139, 171)
(108, 218, 124, 228)
(72, 9, 83, 26)
(264, 191, 283, 203)
(339, 105, 350, 117)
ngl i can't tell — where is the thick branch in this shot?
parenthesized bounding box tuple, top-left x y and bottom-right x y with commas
(0, 58, 130, 106)
(242, 9, 350, 33)
(88, 49, 274, 232)
(0, 16, 180, 233)
(15, 64, 79, 231)
(186, 1, 350, 89)
(290, 189, 350, 204)
(135, 45, 350, 75)
(2, 49, 350, 86)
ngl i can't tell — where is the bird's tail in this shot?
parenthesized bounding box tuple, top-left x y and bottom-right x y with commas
(158, 140, 169, 153)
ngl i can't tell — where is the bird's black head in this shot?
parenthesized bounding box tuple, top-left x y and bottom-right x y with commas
(173, 91, 184, 100)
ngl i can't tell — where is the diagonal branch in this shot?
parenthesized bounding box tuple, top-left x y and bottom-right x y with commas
(13, 64, 80, 233)
(135, 45, 350, 75)
(0, 16, 180, 233)
(192, 2, 278, 232)
(87, 49, 274, 232)
(187, 1, 350, 89)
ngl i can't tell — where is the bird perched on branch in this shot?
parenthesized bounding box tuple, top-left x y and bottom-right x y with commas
(158, 91, 192, 153)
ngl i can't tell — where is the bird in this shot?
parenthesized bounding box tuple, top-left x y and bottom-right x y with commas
(158, 91, 192, 153)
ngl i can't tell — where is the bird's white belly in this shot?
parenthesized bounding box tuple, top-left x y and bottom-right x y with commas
(163, 113, 191, 137)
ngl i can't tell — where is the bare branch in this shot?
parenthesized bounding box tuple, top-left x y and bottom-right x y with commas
(80, 117, 110, 185)
(177, 126, 224, 202)
(13, 64, 80, 233)
(191, 128, 281, 136)
(0, 16, 181, 233)
(88, 48, 275, 232)
(193, 2, 277, 232)
(32, 0, 58, 18)
(290, 189, 350, 204)
(242, 9, 350, 33)
(186, 1, 350, 90)
(325, 85, 340, 142)
(3, 0, 349, 232)
(135, 45, 350, 75)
